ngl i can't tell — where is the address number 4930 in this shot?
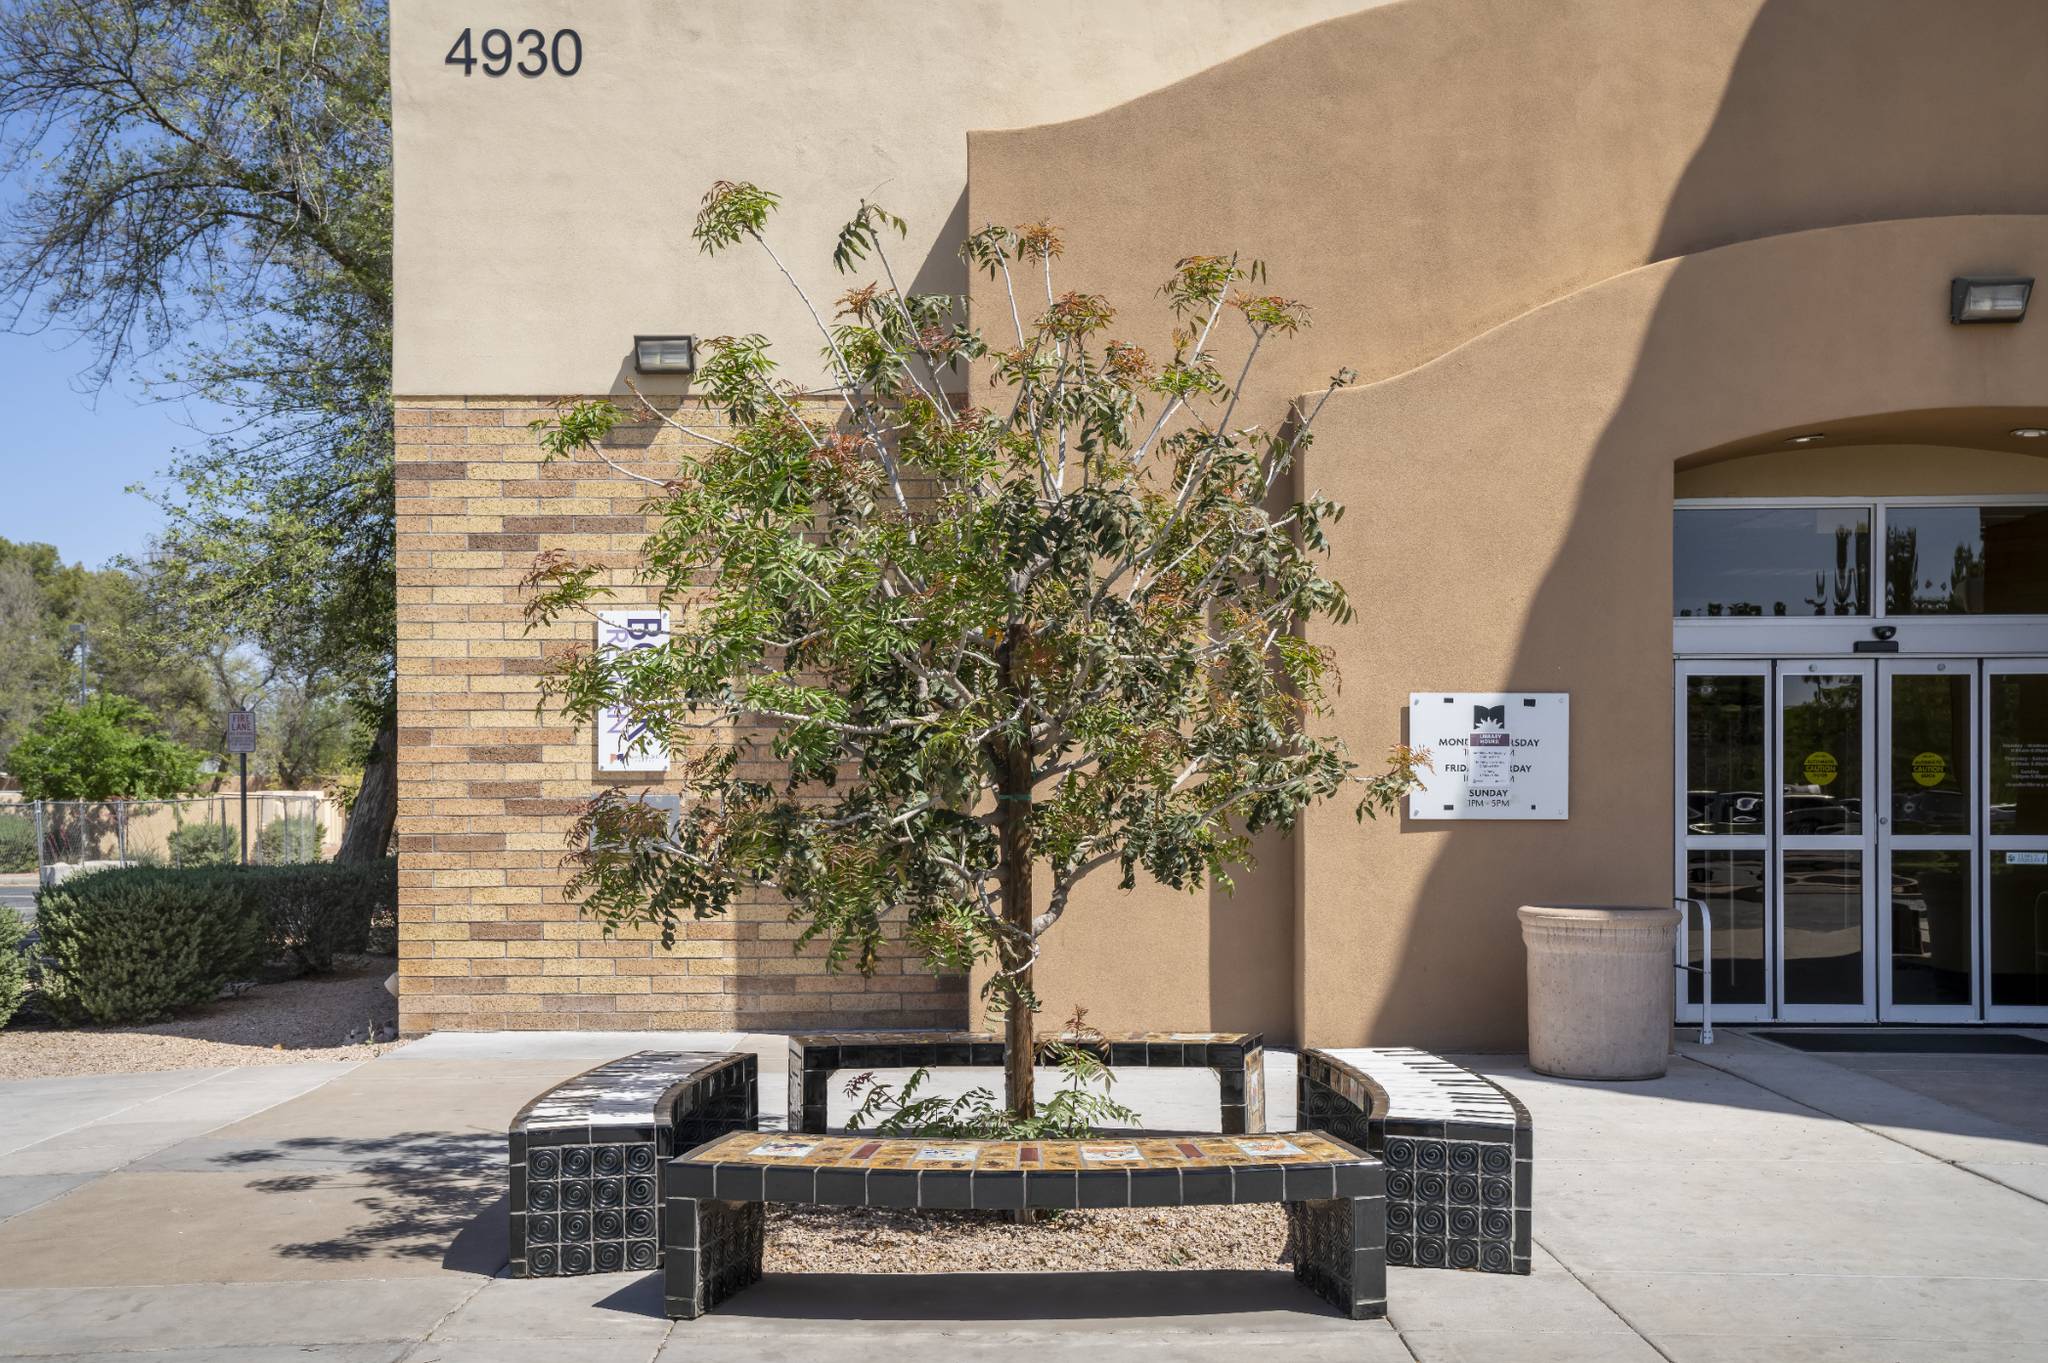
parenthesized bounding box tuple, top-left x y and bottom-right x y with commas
(445, 28, 582, 78)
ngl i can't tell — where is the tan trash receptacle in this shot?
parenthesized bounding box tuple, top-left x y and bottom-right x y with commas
(1517, 905, 1679, 1081)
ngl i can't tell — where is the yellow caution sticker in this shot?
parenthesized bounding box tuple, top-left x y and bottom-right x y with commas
(1911, 751, 1947, 788)
(1803, 751, 1839, 786)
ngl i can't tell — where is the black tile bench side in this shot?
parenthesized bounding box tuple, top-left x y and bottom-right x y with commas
(1297, 1049, 1531, 1276)
(509, 1051, 760, 1279)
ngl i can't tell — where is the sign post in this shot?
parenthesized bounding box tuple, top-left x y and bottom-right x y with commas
(226, 710, 257, 864)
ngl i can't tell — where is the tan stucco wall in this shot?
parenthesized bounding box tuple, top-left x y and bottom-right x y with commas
(966, 0, 2048, 1047)
(391, 0, 1384, 397)
(1677, 444, 2048, 498)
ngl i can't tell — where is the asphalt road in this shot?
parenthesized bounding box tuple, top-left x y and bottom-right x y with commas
(0, 878, 37, 922)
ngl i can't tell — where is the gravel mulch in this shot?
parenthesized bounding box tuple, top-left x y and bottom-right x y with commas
(0, 956, 406, 1080)
(764, 1202, 1292, 1273)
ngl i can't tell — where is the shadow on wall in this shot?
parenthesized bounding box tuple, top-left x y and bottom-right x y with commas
(1359, 0, 2048, 1047)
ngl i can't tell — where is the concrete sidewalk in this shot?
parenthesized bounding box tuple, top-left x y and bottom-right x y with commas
(0, 1029, 2043, 1362)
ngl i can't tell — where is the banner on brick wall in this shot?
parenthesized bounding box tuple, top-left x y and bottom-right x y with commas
(596, 609, 670, 773)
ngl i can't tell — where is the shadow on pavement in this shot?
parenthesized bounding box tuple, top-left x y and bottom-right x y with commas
(214, 1130, 507, 1268)
(606, 1268, 1339, 1321)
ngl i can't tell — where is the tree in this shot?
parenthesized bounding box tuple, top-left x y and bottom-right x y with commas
(0, 1, 396, 858)
(526, 186, 1423, 1120)
(9, 694, 204, 800)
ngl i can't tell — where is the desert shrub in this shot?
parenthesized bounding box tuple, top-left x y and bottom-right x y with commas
(35, 868, 267, 1024)
(257, 814, 324, 864)
(248, 859, 398, 971)
(167, 820, 235, 868)
(0, 904, 27, 1024)
(0, 813, 35, 873)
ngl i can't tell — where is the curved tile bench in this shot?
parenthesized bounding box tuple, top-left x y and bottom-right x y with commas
(1298, 1047, 1531, 1274)
(509, 1050, 759, 1278)
(663, 1131, 1385, 1321)
(789, 1030, 1266, 1134)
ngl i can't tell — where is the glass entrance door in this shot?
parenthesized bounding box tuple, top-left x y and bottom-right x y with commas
(1987, 661, 2048, 1022)
(1678, 657, 2028, 1023)
(1879, 661, 1976, 1020)
(1777, 661, 1875, 1021)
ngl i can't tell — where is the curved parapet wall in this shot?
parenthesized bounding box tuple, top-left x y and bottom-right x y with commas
(969, 0, 2048, 398)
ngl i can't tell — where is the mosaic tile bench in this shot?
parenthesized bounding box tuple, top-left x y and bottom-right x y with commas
(508, 1050, 759, 1278)
(1297, 1047, 1532, 1274)
(662, 1130, 1386, 1321)
(788, 1030, 1266, 1134)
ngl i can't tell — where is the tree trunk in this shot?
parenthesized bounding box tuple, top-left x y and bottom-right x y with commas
(996, 627, 1036, 1122)
(335, 702, 396, 863)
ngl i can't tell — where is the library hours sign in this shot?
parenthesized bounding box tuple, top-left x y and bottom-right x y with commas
(1407, 693, 1569, 820)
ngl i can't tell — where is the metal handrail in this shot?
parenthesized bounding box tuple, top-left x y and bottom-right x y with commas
(1674, 896, 1714, 1045)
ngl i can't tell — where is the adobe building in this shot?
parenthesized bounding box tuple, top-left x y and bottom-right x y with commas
(392, 0, 2048, 1047)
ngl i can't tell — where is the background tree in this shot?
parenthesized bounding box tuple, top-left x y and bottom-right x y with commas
(527, 186, 1422, 1120)
(0, 1, 395, 858)
(8, 694, 204, 800)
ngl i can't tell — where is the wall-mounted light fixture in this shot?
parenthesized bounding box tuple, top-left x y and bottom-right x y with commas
(633, 334, 696, 373)
(1950, 276, 2032, 324)
(2011, 427, 2048, 439)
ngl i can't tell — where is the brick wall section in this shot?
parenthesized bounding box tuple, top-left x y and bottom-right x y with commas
(393, 396, 969, 1034)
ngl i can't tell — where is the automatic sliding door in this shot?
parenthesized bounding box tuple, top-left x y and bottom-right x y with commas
(1777, 661, 1875, 1021)
(1986, 661, 2048, 1023)
(1677, 662, 1771, 1023)
(1879, 661, 1976, 1020)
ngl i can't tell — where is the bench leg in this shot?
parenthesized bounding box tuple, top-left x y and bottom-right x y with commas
(663, 1198, 764, 1320)
(1286, 1195, 1387, 1321)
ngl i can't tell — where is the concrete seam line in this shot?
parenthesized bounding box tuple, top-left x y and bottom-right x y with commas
(1529, 1232, 1683, 1363)
(1682, 1051, 2048, 1212)
(391, 1273, 498, 1363)
(0, 1066, 231, 1158)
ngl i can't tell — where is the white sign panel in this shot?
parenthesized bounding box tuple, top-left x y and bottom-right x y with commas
(225, 709, 258, 754)
(1407, 693, 1568, 820)
(596, 610, 670, 773)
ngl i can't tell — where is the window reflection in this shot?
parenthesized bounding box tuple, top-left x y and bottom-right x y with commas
(1990, 674, 2048, 838)
(1675, 507, 1871, 618)
(1684, 850, 1767, 1005)
(1686, 676, 1765, 834)
(1889, 851, 1971, 1007)
(1784, 852, 1863, 1006)
(1886, 505, 2048, 615)
(1890, 675, 1970, 836)
(1781, 674, 1863, 836)
(1990, 855, 2048, 1008)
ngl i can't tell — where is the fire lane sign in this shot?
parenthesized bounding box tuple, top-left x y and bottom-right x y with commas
(225, 709, 258, 754)
(1407, 692, 1568, 820)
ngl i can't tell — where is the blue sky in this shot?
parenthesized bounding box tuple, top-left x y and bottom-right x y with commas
(0, 327, 228, 571)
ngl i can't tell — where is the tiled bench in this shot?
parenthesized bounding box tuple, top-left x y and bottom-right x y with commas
(509, 1050, 759, 1278)
(662, 1130, 1385, 1321)
(788, 1030, 1266, 1134)
(1297, 1047, 1532, 1274)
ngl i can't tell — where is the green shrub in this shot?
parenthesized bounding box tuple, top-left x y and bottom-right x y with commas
(257, 814, 324, 864)
(36, 868, 267, 1024)
(248, 859, 398, 971)
(0, 904, 27, 1025)
(0, 813, 36, 873)
(167, 820, 234, 868)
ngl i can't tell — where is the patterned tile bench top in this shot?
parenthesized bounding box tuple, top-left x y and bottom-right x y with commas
(664, 1129, 1385, 1321)
(788, 1030, 1265, 1134)
(1298, 1047, 1531, 1276)
(509, 1050, 758, 1279)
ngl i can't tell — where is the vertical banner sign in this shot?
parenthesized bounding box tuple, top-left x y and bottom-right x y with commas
(596, 610, 670, 773)
(1407, 693, 1569, 820)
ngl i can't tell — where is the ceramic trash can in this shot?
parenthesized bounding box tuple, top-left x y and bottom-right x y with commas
(1516, 905, 1679, 1080)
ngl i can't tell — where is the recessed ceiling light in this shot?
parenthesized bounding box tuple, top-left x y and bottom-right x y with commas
(2011, 427, 2048, 438)
(1788, 433, 1826, 445)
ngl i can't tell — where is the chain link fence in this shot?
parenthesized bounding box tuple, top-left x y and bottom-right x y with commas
(0, 795, 336, 880)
